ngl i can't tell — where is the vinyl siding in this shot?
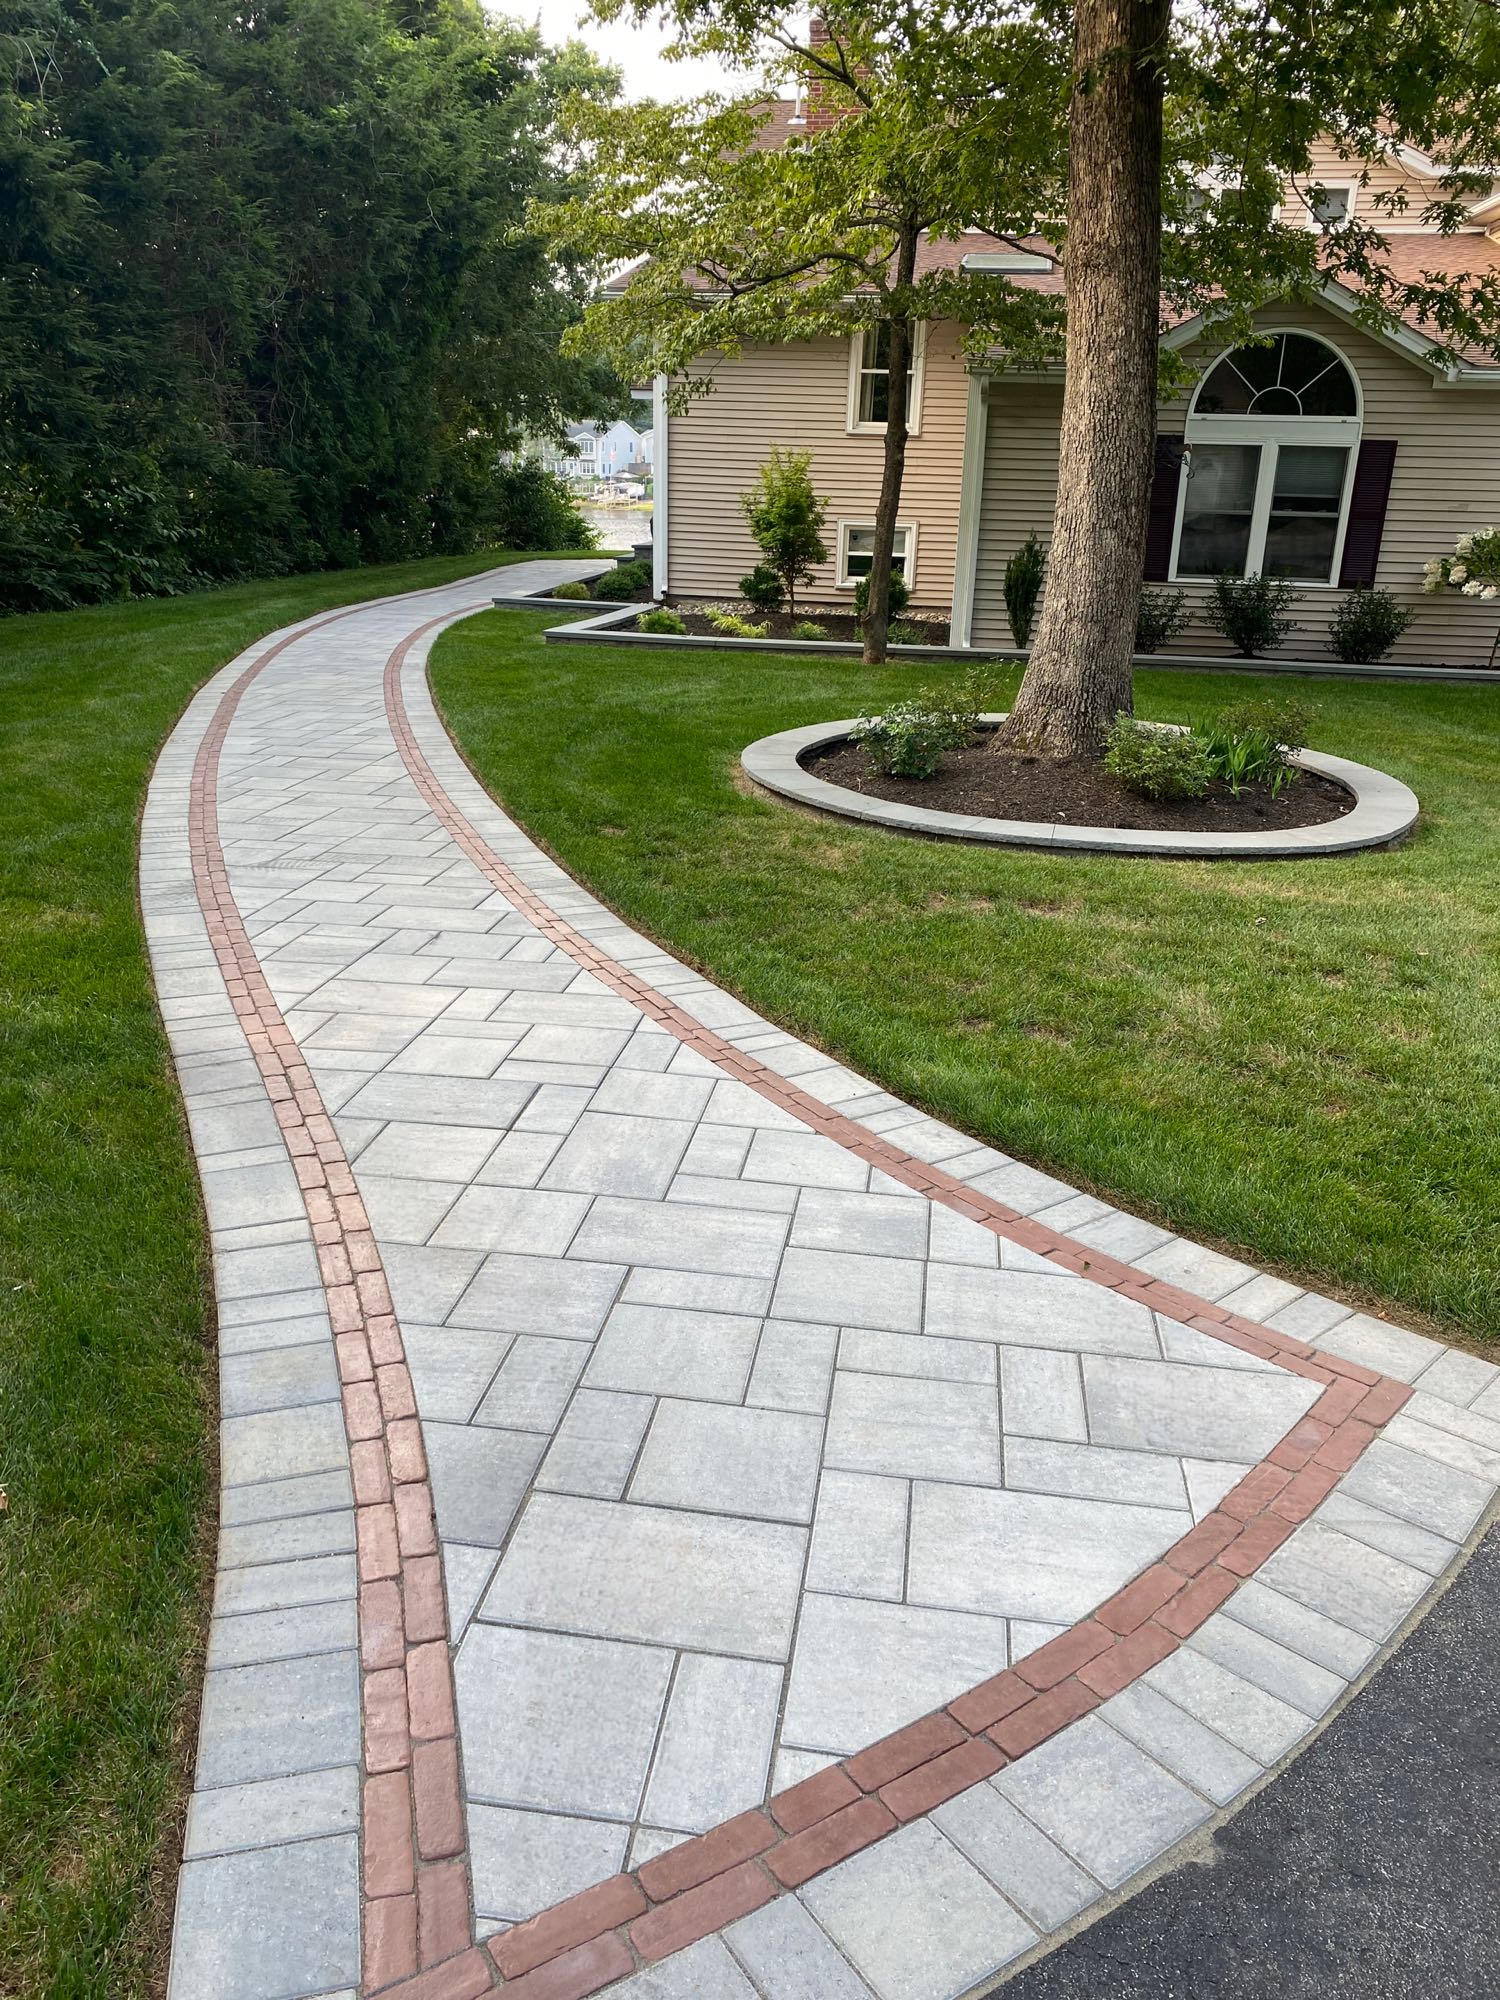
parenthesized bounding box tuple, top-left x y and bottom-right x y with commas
(665, 324, 969, 613)
(1281, 140, 1454, 230)
(971, 300, 1500, 666)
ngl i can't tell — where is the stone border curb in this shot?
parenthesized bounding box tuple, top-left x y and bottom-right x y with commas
(541, 601, 963, 658)
(536, 605, 1500, 683)
(740, 715, 1420, 858)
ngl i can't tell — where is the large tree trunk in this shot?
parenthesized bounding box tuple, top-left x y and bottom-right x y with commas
(863, 222, 920, 665)
(996, 0, 1171, 757)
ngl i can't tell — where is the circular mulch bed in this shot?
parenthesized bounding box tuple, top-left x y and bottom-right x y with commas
(806, 735, 1354, 835)
(739, 714, 1420, 858)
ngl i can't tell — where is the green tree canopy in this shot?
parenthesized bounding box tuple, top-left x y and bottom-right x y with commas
(0, 0, 620, 610)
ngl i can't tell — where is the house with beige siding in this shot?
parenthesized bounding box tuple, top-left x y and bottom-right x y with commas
(643, 131, 1500, 666)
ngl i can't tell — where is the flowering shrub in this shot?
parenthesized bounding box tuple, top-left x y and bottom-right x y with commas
(1424, 529, 1500, 602)
(1425, 529, 1500, 664)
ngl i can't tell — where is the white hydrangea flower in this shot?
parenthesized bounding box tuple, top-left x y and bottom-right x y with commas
(1457, 535, 1476, 557)
(1462, 579, 1483, 595)
(1483, 586, 1500, 602)
(1451, 563, 1469, 582)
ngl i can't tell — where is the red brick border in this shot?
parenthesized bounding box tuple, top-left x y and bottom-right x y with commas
(186, 606, 482, 1994)
(172, 584, 1420, 2000)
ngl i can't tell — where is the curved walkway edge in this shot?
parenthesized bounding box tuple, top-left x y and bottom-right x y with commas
(141, 565, 1500, 2000)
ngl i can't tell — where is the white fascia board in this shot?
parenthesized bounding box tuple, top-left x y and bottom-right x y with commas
(1162, 279, 1464, 380)
(960, 251, 1054, 273)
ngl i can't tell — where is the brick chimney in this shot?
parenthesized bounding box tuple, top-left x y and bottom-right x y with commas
(804, 14, 858, 134)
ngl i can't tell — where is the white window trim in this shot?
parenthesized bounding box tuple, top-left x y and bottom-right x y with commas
(846, 322, 927, 436)
(1169, 331, 1363, 589)
(1284, 179, 1359, 231)
(835, 518, 918, 590)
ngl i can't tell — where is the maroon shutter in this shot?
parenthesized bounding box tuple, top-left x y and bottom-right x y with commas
(1337, 440, 1397, 587)
(1142, 436, 1186, 581)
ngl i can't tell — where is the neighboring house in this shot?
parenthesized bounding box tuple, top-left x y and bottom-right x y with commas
(638, 129, 1500, 664)
(535, 419, 653, 484)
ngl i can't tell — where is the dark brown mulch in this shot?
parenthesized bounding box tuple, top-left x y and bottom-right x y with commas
(805, 737, 1356, 832)
(674, 608, 951, 646)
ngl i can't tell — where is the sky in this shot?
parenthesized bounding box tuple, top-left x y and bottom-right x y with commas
(519, 1, 744, 101)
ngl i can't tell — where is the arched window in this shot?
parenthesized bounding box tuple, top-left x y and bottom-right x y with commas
(1172, 332, 1362, 584)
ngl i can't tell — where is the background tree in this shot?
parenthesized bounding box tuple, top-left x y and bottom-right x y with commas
(544, 2, 1068, 663)
(0, 0, 621, 611)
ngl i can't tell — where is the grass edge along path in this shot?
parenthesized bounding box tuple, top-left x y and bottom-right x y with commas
(431, 609, 1500, 1349)
(0, 551, 553, 2000)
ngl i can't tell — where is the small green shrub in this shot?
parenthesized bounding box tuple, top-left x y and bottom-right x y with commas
(550, 579, 592, 600)
(852, 570, 911, 623)
(636, 607, 686, 634)
(1004, 532, 1046, 646)
(1205, 572, 1299, 655)
(888, 619, 929, 646)
(1193, 696, 1313, 796)
(852, 687, 978, 780)
(612, 560, 656, 596)
(739, 564, 785, 613)
(1213, 696, 1313, 754)
(792, 619, 828, 640)
(1102, 716, 1213, 801)
(740, 449, 828, 617)
(1328, 585, 1412, 663)
(708, 609, 768, 637)
(1135, 587, 1190, 655)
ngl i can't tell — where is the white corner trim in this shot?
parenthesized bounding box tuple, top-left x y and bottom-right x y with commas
(652, 373, 669, 598)
(951, 375, 989, 647)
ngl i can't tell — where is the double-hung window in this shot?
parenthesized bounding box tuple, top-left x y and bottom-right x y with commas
(837, 521, 916, 588)
(1289, 180, 1357, 231)
(848, 323, 926, 433)
(1172, 332, 1361, 586)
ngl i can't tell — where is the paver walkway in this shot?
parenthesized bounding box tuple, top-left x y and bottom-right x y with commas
(144, 562, 1500, 2000)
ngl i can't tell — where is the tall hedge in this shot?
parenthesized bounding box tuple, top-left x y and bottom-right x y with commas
(0, 0, 612, 610)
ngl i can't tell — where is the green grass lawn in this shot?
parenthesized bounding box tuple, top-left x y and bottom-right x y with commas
(0, 549, 550, 2000)
(432, 612, 1500, 1347)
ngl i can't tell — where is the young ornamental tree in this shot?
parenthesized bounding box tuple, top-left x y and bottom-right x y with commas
(541, 2, 1067, 663)
(740, 449, 828, 619)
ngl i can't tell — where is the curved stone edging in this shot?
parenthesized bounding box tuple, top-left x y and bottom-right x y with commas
(741, 715, 1420, 858)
